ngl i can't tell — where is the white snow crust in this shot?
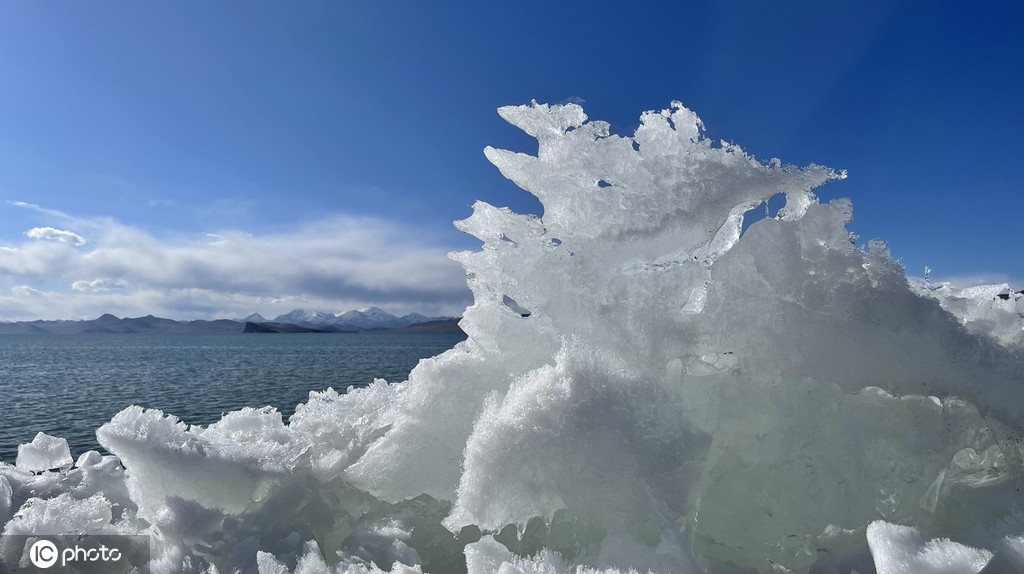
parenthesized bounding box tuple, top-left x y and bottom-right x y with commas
(2, 101, 1023, 574)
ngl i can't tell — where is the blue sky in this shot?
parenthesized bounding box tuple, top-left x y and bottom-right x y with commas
(0, 1, 1021, 320)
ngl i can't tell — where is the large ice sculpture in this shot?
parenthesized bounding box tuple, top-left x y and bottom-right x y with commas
(1, 101, 1022, 574)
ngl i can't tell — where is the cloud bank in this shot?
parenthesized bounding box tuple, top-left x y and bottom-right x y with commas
(0, 207, 471, 321)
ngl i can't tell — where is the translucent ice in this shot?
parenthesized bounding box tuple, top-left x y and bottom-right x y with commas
(15, 432, 72, 471)
(2, 101, 1023, 574)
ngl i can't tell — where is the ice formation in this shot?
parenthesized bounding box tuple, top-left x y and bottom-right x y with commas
(911, 279, 1024, 348)
(14, 432, 73, 472)
(2, 101, 1023, 574)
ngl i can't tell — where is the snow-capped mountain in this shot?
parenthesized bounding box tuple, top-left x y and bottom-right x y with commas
(335, 307, 406, 329)
(262, 307, 454, 330)
(272, 309, 340, 326)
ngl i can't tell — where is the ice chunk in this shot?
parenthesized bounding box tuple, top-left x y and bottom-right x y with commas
(2, 493, 116, 536)
(911, 279, 1024, 347)
(465, 536, 585, 574)
(15, 432, 72, 471)
(866, 521, 992, 574)
(444, 340, 704, 574)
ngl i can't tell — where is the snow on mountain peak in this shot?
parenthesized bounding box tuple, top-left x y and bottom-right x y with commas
(337, 307, 397, 322)
(273, 309, 337, 324)
(253, 307, 448, 329)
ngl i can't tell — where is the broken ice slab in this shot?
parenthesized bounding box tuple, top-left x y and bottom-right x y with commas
(15, 432, 73, 472)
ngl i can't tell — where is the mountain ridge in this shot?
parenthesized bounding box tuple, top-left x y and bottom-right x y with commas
(0, 308, 462, 335)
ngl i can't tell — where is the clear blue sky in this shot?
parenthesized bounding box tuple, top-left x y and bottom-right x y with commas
(0, 1, 1020, 320)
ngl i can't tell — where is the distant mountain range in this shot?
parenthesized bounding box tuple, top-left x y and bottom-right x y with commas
(0, 307, 463, 335)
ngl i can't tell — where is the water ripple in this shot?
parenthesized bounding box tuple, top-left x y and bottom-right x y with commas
(0, 332, 465, 463)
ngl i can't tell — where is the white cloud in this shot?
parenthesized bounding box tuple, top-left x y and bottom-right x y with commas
(71, 278, 128, 292)
(11, 285, 44, 297)
(0, 207, 472, 320)
(25, 226, 86, 246)
(8, 200, 77, 222)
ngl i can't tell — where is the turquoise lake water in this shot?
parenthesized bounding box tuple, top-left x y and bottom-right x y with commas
(0, 332, 466, 464)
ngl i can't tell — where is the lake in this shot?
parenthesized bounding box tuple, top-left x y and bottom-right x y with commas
(0, 331, 466, 463)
